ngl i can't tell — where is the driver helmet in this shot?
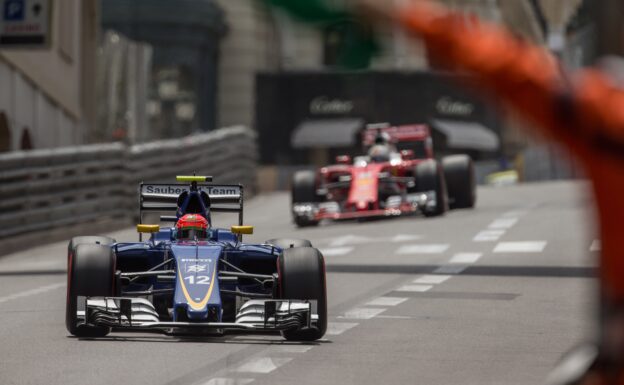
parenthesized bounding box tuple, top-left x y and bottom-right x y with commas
(369, 144, 392, 163)
(176, 214, 209, 240)
(374, 131, 392, 145)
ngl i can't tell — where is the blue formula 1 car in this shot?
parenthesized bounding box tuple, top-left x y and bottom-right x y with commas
(65, 176, 327, 341)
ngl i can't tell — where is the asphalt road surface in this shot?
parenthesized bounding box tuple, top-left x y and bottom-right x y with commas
(0, 181, 599, 385)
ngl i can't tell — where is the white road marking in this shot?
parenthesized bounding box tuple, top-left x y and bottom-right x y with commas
(396, 284, 433, 292)
(235, 357, 292, 374)
(590, 240, 601, 252)
(274, 345, 314, 353)
(391, 234, 422, 242)
(376, 315, 418, 320)
(327, 235, 371, 247)
(231, 335, 277, 342)
(473, 230, 505, 242)
(341, 307, 386, 320)
(488, 218, 518, 229)
(412, 275, 451, 284)
(365, 297, 408, 307)
(396, 244, 449, 255)
(434, 265, 468, 275)
(202, 378, 254, 385)
(0, 282, 65, 305)
(325, 322, 359, 335)
(318, 247, 353, 257)
(450, 253, 482, 264)
(494, 241, 547, 253)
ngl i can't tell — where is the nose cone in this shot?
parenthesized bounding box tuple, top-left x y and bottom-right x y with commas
(186, 305, 208, 321)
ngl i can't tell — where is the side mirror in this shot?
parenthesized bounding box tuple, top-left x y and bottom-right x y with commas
(231, 225, 254, 235)
(336, 155, 351, 165)
(137, 224, 160, 233)
(400, 150, 415, 160)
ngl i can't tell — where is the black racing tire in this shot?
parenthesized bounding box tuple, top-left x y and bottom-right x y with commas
(68, 236, 116, 257)
(294, 217, 319, 228)
(66, 243, 116, 337)
(414, 159, 448, 217)
(442, 154, 476, 209)
(291, 170, 321, 204)
(291, 171, 321, 227)
(278, 247, 327, 341)
(265, 238, 313, 249)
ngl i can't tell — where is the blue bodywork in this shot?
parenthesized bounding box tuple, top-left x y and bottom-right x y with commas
(113, 184, 282, 323)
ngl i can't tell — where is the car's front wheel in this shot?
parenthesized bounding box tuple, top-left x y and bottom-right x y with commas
(291, 171, 321, 228)
(278, 247, 327, 341)
(66, 243, 116, 337)
(265, 238, 313, 249)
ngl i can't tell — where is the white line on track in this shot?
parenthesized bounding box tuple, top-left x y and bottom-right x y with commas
(365, 297, 408, 307)
(318, 247, 353, 257)
(202, 378, 254, 385)
(412, 275, 451, 284)
(449, 252, 482, 264)
(341, 307, 386, 320)
(0, 282, 65, 305)
(590, 240, 601, 252)
(325, 322, 359, 335)
(488, 218, 518, 229)
(376, 315, 419, 320)
(391, 234, 423, 242)
(493, 241, 547, 253)
(235, 357, 292, 374)
(473, 230, 505, 242)
(396, 244, 449, 255)
(273, 345, 315, 353)
(434, 265, 468, 275)
(395, 284, 433, 292)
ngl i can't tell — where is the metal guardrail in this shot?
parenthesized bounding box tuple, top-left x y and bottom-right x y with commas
(0, 126, 258, 239)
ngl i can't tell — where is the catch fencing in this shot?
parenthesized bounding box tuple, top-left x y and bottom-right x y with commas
(0, 126, 258, 239)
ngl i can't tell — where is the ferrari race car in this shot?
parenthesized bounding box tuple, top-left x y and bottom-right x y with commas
(66, 176, 326, 341)
(291, 123, 476, 227)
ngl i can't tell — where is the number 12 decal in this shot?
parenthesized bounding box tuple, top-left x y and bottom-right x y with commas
(184, 275, 210, 285)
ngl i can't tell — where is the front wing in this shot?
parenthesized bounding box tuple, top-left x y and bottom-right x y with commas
(293, 191, 437, 222)
(80, 297, 317, 334)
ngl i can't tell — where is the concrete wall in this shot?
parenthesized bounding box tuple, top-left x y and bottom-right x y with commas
(215, 0, 280, 128)
(0, 0, 98, 151)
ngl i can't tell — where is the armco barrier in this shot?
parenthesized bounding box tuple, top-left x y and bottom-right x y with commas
(0, 126, 258, 239)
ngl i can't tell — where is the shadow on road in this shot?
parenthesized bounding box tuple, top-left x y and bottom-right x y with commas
(327, 264, 596, 278)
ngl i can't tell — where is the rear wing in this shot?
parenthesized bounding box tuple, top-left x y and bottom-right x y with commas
(139, 183, 244, 226)
(362, 124, 431, 146)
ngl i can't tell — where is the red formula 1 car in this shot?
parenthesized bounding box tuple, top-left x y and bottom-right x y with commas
(291, 123, 476, 227)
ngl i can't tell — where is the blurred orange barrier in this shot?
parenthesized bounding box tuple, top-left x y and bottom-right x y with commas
(372, 0, 624, 382)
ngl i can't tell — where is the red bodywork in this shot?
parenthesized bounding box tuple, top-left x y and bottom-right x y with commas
(314, 124, 433, 221)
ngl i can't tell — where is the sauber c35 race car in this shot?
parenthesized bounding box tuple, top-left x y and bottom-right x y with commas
(291, 123, 476, 227)
(66, 176, 326, 341)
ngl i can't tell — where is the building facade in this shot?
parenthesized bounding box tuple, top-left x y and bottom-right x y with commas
(0, 0, 99, 152)
(216, 0, 588, 151)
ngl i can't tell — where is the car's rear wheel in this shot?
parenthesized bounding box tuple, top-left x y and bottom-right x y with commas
(66, 243, 116, 337)
(278, 247, 327, 341)
(265, 238, 313, 249)
(291, 171, 321, 228)
(443, 155, 476, 209)
(414, 159, 448, 217)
